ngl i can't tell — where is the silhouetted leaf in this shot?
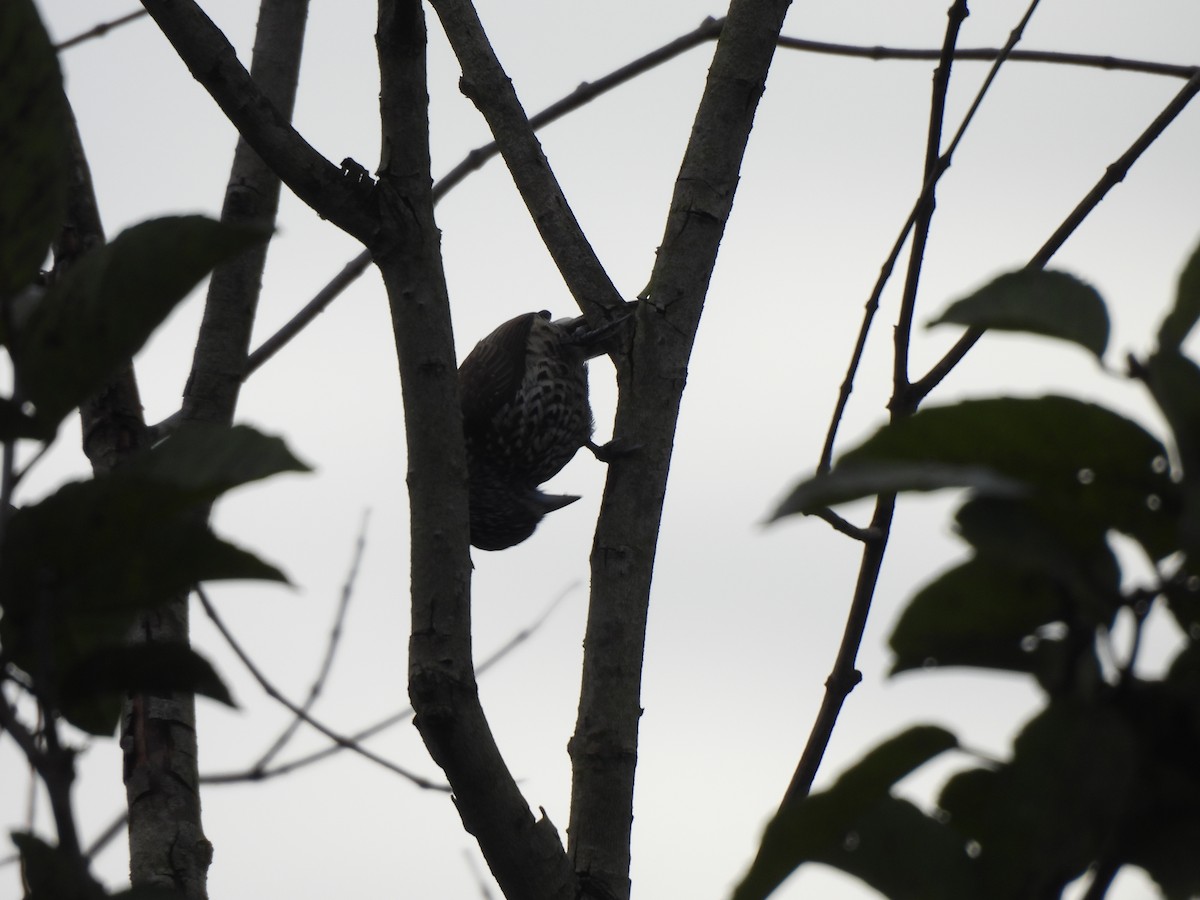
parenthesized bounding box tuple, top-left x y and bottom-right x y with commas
(1157, 237, 1200, 352)
(131, 421, 311, 494)
(954, 497, 1122, 625)
(798, 796, 978, 900)
(0, 395, 50, 440)
(0, 423, 299, 715)
(1142, 348, 1200, 568)
(11, 832, 104, 900)
(930, 269, 1109, 359)
(11, 216, 266, 430)
(0, 0, 68, 304)
(939, 701, 1139, 899)
(844, 397, 1176, 558)
(732, 726, 958, 900)
(889, 558, 1066, 676)
(61, 644, 234, 736)
(768, 463, 1023, 521)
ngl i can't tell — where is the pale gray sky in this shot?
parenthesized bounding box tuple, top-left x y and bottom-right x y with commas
(7, 2, 1200, 898)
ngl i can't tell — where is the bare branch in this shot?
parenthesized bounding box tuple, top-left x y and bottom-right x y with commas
(779, 35, 1198, 81)
(818, 0, 1045, 470)
(195, 586, 447, 790)
(781, 0, 979, 812)
(54, 9, 148, 52)
(253, 511, 369, 770)
(427, 0, 625, 321)
(201, 581, 577, 785)
(568, 2, 794, 896)
(809, 508, 880, 543)
(909, 66, 1200, 404)
(138, 0, 378, 243)
(433, 16, 725, 200)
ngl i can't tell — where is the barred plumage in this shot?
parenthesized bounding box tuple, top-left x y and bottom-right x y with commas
(459, 310, 616, 550)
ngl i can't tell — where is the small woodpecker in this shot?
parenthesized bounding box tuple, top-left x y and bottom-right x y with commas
(459, 309, 623, 550)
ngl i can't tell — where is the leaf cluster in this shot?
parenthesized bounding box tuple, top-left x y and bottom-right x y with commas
(741, 244, 1200, 899)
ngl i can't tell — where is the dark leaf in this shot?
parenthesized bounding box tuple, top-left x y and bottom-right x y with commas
(0, 395, 51, 441)
(1142, 349, 1200, 569)
(798, 796, 978, 900)
(11, 216, 266, 430)
(768, 462, 1023, 521)
(954, 497, 1122, 626)
(60, 644, 235, 736)
(889, 558, 1067, 676)
(130, 422, 311, 494)
(732, 726, 958, 900)
(1113, 679, 1200, 899)
(930, 269, 1109, 359)
(836, 397, 1177, 559)
(1157, 237, 1200, 352)
(938, 701, 1139, 899)
(11, 832, 104, 900)
(0, 0, 69, 304)
(0, 473, 287, 698)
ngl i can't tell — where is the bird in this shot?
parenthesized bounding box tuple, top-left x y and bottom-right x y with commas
(458, 309, 626, 550)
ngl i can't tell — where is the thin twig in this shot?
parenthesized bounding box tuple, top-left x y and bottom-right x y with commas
(778, 37, 1198, 81)
(253, 510, 370, 770)
(818, 0, 1046, 470)
(464, 848, 498, 900)
(429, 0, 625, 323)
(244, 250, 373, 378)
(809, 508, 879, 542)
(432, 16, 725, 200)
(892, 0, 978, 404)
(54, 9, 148, 52)
(195, 585, 448, 791)
(200, 581, 578, 784)
(783, 0, 979, 812)
(909, 66, 1200, 404)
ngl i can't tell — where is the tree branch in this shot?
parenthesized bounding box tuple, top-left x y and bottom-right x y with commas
(138, 0, 378, 244)
(427, 0, 625, 322)
(567, 2, 793, 897)
(778, 36, 1199, 81)
(375, 2, 575, 899)
(786, 0, 1050, 814)
(909, 65, 1200, 405)
(253, 510, 368, 770)
(196, 586, 446, 789)
(179, 0, 310, 426)
(54, 9, 148, 52)
(432, 16, 726, 200)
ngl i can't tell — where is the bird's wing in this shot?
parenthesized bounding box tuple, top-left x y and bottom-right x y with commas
(459, 311, 538, 427)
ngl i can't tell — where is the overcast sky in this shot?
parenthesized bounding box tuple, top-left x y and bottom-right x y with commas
(6, 1, 1200, 898)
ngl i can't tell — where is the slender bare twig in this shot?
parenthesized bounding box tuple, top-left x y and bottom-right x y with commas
(244, 251, 373, 378)
(810, 508, 879, 543)
(433, 16, 724, 200)
(54, 9, 148, 52)
(253, 511, 370, 770)
(778, 37, 1198, 81)
(909, 66, 1200, 404)
(73, 583, 577, 864)
(200, 580, 578, 785)
(195, 585, 447, 791)
(429, 0, 625, 323)
(783, 0, 979, 811)
(464, 848, 498, 900)
(817, 0, 1046, 472)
